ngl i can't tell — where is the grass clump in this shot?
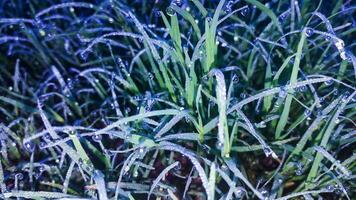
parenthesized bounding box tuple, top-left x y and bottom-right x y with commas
(0, 0, 355, 199)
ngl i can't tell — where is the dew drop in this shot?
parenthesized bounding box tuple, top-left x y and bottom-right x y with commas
(174, 0, 182, 6)
(325, 79, 333, 86)
(166, 6, 176, 16)
(260, 189, 269, 198)
(278, 88, 287, 98)
(64, 40, 71, 52)
(92, 134, 102, 142)
(232, 74, 239, 83)
(341, 91, 350, 102)
(78, 158, 84, 166)
(279, 13, 286, 22)
(333, 89, 339, 96)
(44, 134, 51, 140)
(257, 121, 266, 128)
(294, 162, 304, 175)
(16, 173, 24, 180)
(39, 166, 45, 172)
(67, 78, 74, 89)
(335, 118, 340, 124)
(216, 141, 223, 148)
(39, 142, 46, 149)
(334, 39, 344, 50)
(79, 52, 88, 61)
(124, 166, 130, 173)
(138, 147, 145, 154)
(295, 169, 303, 175)
(235, 188, 245, 198)
(305, 28, 314, 37)
(263, 147, 273, 157)
(23, 142, 35, 152)
(233, 35, 238, 42)
(39, 29, 46, 37)
(148, 73, 154, 80)
(34, 172, 41, 180)
(241, 7, 249, 16)
(277, 178, 283, 184)
(298, 85, 307, 92)
(175, 162, 182, 170)
(326, 184, 334, 192)
(304, 110, 311, 117)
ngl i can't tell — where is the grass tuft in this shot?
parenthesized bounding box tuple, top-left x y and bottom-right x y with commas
(0, 0, 355, 199)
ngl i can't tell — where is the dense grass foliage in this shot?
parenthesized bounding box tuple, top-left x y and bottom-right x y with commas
(0, 0, 355, 199)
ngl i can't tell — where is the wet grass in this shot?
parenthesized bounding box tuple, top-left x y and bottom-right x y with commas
(0, 0, 355, 199)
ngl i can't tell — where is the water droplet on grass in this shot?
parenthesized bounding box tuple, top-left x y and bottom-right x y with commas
(92, 134, 102, 142)
(305, 28, 314, 37)
(233, 35, 238, 42)
(175, 0, 183, 6)
(278, 88, 287, 98)
(342, 91, 350, 102)
(235, 188, 245, 198)
(279, 14, 286, 22)
(79, 52, 88, 61)
(148, 73, 154, 80)
(175, 162, 182, 170)
(39, 166, 45, 172)
(39, 29, 46, 37)
(39, 142, 46, 149)
(304, 110, 311, 117)
(295, 169, 303, 175)
(16, 173, 24, 180)
(258, 121, 266, 128)
(335, 118, 340, 124)
(333, 89, 339, 96)
(298, 85, 307, 92)
(216, 141, 223, 148)
(166, 6, 176, 16)
(326, 184, 334, 191)
(263, 147, 273, 157)
(325, 79, 333, 86)
(260, 189, 269, 198)
(241, 7, 249, 16)
(24, 142, 35, 152)
(232, 74, 239, 83)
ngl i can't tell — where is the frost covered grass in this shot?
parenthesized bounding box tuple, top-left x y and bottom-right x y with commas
(0, 0, 355, 199)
